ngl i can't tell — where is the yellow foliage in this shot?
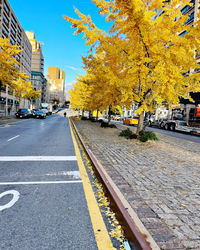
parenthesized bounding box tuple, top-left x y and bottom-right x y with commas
(13, 78, 40, 104)
(0, 38, 28, 89)
(65, 0, 200, 115)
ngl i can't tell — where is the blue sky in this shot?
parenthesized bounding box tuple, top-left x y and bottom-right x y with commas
(9, 0, 110, 98)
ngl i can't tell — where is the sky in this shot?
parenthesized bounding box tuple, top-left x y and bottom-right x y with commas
(8, 0, 111, 99)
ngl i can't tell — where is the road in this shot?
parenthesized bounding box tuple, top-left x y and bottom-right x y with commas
(0, 114, 111, 250)
(112, 120, 200, 143)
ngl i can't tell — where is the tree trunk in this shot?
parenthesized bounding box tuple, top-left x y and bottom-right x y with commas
(136, 111, 145, 137)
(96, 110, 99, 121)
(108, 105, 112, 125)
(89, 111, 92, 119)
(82, 110, 85, 117)
(19, 98, 21, 109)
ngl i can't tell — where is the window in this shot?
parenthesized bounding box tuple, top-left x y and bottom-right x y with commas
(181, 0, 195, 15)
(17, 35, 21, 45)
(3, 13, 9, 27)
(17, 27, 22, 35)
(179, 30, 188, 37)
(10, 24, 16, 36)
(184, 12, 194, 25)
(2, 24, 9, 37)
(3, 1, 10, 15)
(16, 54, 20, 62)
(11, 14, 17, 27)
(10, 35, 16, 45)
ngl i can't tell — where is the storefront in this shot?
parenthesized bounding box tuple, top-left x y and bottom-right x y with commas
(0, 97, 6, 115)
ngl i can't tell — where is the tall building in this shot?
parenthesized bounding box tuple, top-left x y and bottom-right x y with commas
(0, 0, 32, 116)
(179, 0, 200, 119)
(25, 31, 44, 73)
(47, 67, 65, 105)
(25, 31, 47, 108)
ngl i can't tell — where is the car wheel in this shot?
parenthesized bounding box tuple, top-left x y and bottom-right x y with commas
(159, 122, 164, 129)
(169, 124, 175, 131)
(164, 123, 169, 130)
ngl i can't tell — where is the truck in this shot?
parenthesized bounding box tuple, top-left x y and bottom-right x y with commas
(155, 107, 200, 134)
(41, 103, 53, 115)
(148, 106, 169, 127)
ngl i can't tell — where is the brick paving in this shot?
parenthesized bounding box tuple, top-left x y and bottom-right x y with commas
(73, 119, 200, 250)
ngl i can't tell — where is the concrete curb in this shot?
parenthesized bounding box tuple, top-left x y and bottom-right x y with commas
(71, 118, 160, 250)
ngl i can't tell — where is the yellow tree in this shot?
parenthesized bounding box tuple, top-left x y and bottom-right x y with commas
(69, 77, 92, 114)
(13, 78, 39, 107)
(65, 0, 200, 136)
(0, 37, 28, 89)
(23, 86, 41, 109)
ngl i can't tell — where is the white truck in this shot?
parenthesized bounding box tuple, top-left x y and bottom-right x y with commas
(153, 108, 200, 134)
(41, 103, 53, 115)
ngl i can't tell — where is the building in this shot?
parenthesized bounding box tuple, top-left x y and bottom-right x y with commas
(25, 31, 44, 73)
(47, 67, 65, 105)
(25, 31, 48, 108)
(0, 0, 32, 116)
(179, 0, 200, 119)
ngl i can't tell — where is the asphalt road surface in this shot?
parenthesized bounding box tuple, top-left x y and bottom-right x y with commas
(0, 114, 98, 250)
(113, 120, 200, 143)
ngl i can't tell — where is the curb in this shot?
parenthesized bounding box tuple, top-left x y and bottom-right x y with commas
(70, 118, 160, 250)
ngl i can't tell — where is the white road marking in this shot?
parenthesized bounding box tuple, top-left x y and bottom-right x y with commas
(7, 135, 20, 142)
(46, 171, 81, 179)
(0, 190, 20, 212)
(0, 180, 82, 185)
(0, 156, 77, 161)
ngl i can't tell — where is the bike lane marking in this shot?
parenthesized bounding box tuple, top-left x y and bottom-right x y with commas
(0, 190, 20, 212)
(69, 119, 114, 250)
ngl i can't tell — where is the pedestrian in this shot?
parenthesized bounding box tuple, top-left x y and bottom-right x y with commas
(8, 107, 11, 115)
(64, 112, 66, 117)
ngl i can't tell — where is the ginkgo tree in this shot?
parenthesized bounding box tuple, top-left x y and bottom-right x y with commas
(65, 0, 200, 136)
(0, 37, 40, 109)
(13, 78, 40, 107)
(0, 37, 28, 89)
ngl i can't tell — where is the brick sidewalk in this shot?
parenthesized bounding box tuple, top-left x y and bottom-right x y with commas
(74, 119, 200, 249)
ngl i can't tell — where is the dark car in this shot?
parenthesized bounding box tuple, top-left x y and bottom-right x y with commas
(35, 110, 46, 119)
(15, 109, 32, 118)
(30, 109, 37, 118)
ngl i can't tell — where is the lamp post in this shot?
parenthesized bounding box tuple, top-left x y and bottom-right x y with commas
(5, 84, 8, 116)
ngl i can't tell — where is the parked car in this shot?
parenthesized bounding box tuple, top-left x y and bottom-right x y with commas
(123, 116, 139, 125)
(30, 109, 37, 118)
(113, 115, 122, 121)
(15, 109, 32, 119)
(35, 110, 46, 119)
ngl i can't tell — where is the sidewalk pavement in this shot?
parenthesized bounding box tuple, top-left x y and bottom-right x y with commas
(0, 115, 16, 125)
(73, 119, 200, 250)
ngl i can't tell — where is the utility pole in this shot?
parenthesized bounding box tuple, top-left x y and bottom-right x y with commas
(5, 85, 8, 116)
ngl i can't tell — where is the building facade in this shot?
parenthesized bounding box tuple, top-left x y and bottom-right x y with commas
(47, 67, 65, 105)
(179, 0, 200, 117)
(25, 31, 48, 108)
(0, 0, 32, 116)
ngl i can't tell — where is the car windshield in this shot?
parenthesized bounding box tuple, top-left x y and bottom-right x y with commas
(19, 109, 27, 112)
(179, 121, 187, 126)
